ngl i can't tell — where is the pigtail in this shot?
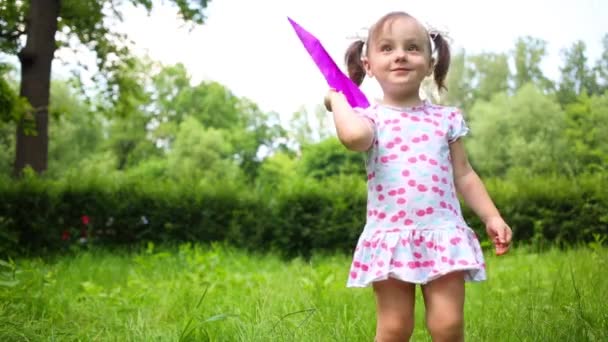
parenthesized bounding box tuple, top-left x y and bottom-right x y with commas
(345, 40, 366, 86)
(431, 33, 451, 91)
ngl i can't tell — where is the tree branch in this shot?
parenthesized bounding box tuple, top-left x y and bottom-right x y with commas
(0, 26, 25, 42)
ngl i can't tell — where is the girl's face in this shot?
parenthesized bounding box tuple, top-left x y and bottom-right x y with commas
(363, 16, 434, 102)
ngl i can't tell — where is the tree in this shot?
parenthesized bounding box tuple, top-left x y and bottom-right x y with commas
(595, 33, 608, 92)
(513, 36, 553, 92)
(298, 137, 365, 180)
(467, 52, 511, 103)
(46, 80, 105, 176)
(0, 0, 211, 176)
(563, 92, 608, 173)
(557, 41, 599, 106)
(442, 49, 473, 111)
(466, 84, 567, 177)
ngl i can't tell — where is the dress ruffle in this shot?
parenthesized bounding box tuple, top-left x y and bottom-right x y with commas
(347, 225, 486, 287)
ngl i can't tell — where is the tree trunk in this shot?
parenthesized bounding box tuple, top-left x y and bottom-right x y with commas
(14, 0, 60, 176)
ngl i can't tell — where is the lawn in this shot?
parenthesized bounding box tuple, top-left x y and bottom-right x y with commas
(1, 242, 606, 341)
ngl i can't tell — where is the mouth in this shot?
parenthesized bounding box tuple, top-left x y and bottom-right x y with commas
(391, 68, 411, 72)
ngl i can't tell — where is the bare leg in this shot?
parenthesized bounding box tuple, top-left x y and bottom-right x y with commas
(421, 271, 465, 342)
(373, 277, 416, 342)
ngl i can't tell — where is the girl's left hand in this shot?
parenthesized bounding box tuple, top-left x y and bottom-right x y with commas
(485, 216, 512, 256)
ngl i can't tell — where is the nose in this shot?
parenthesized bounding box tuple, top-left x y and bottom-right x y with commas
(394, 48, 407, 61)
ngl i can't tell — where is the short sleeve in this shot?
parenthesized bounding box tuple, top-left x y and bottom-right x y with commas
(353, 106, 377, 149)
(447, 109, 469, 143)
(354, 106, 377, 125)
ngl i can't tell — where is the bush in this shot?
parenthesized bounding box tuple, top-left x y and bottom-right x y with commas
(0, 172, 606, 258)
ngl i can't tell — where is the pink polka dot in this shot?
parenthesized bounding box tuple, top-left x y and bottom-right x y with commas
(408, 179, 417, 187)
(411, 116, 420, 122)
(393, 261, 404, 268)
(376, 185, 383, 192)
(386, 142, 395, 148)
(441, 256, 448, 262)
(435, 130, 445, 136)
(364, 241, 371, 247)
(381, 156, 389, 163)
(414, 252, 422, 259)
(388, 190, 397, 196)
(426, 241, 434, 248)
(442, 178, 448, 184)
(397, 198, 406, 204)
(429, 159, 438, 166)
(440, 201, 447, 208)
(350, 272, 358, 279)
(417, 184, 428, 192)
(384, 119, 391, 124)
(401, 169, 410, 177)
(458, 260, 469, 266)
(408, 157, 417, 163)
(354, 261, 361, 268)
(392, 126, 401, 131)
(401, 112, 409, 118)
(378, 195, 385, 201)
(425, 207, 434, 214)
(398, 210, 406, 217)
(404, 219, 414, 225)
(450, 237, 462, 245)
(392, 118, 399, 124)
(422, 261, 431, 267)
(391, 216, 399, 222)
(377, 260, 385, 267)
(400, 145, 410, 152)
(419, 154, 428, 161)
(407, 261, 417, 269)
(394, 137, 403, 144)
(421, 134, 429, 141)
(412, 137, 421, 143)
(398, 188, 406, 194)
(439, 190, 445, 196)
(389, 154, 398, 160)
(378, 212, 386, 219)
(432, 175, 440, 182)
(416, 210, 425, 217)
(432, 186, 439, 193)
(361, 264, 369, 271)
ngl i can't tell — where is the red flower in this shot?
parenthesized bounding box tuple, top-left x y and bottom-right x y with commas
(81, 215, 90, 225)
(61, 230, 70, 241)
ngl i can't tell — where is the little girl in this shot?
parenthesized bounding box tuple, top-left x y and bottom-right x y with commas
(324, 11, 513, 342)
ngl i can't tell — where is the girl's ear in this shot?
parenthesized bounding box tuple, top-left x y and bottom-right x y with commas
(362, 56, 373, 78)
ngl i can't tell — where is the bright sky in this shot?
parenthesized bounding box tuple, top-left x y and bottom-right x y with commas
(70, 0, 608, 117)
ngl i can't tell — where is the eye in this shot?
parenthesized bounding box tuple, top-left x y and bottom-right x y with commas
(407, 44, 419, 52)
(380, 44, 393, 52)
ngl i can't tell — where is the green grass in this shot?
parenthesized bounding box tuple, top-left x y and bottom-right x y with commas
(1, 243, 607, 341)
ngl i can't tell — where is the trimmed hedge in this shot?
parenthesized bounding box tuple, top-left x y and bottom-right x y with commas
(1, 173, 606, 257)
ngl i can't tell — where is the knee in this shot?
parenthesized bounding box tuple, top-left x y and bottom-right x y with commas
(426, 316, 463, 341)
(376, 315, 414, 342)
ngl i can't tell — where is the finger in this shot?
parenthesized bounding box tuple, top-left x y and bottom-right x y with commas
(498, 226, 507, 244)
(505, 226, 513, 243)
(495, 242, 509, 256)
